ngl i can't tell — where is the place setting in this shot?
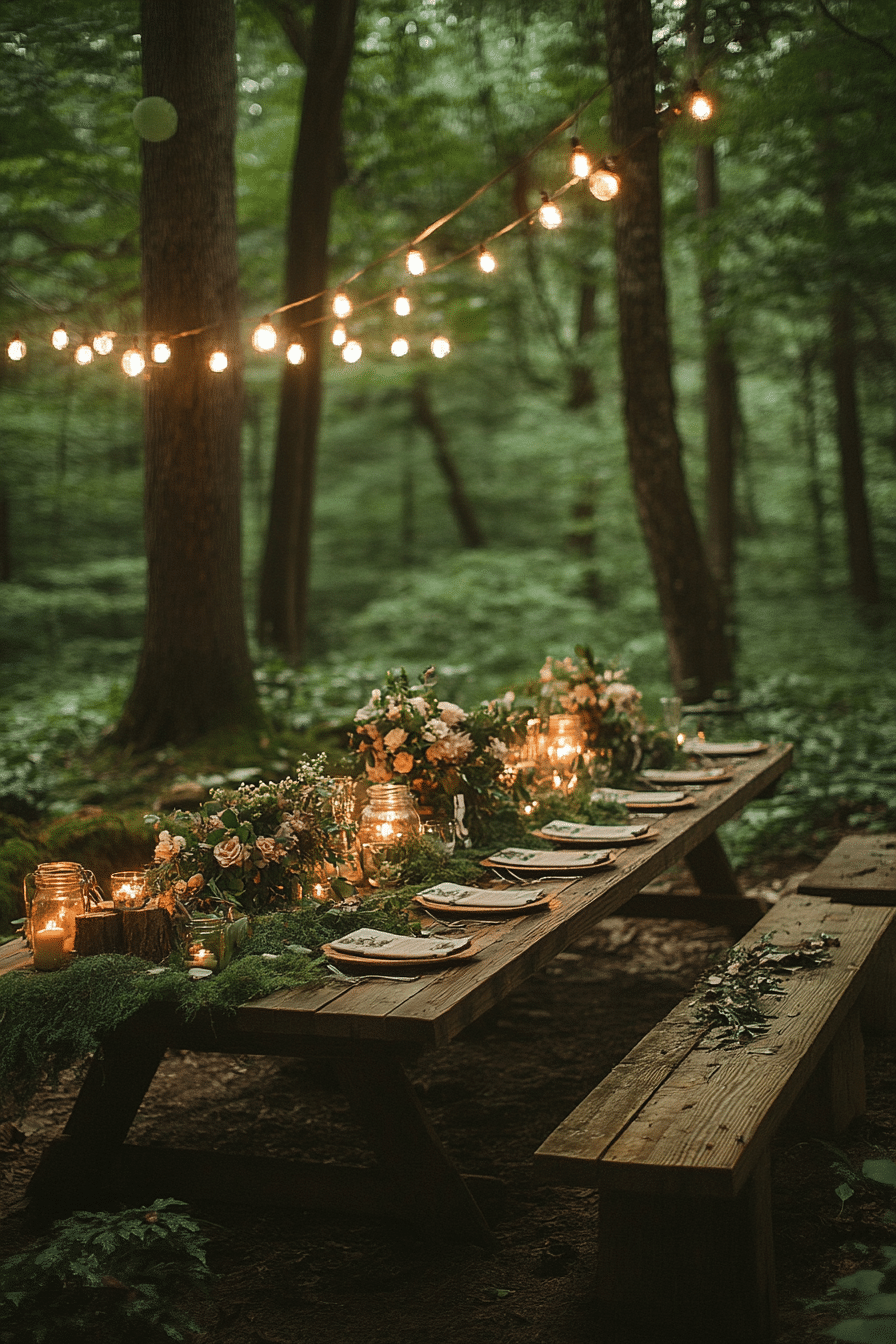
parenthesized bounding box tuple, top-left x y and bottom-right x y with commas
(530, 818, 655, 846)
(413, 880, 564, 918)
(321, 927, 479, 974)
(681, 738, 768, 756)
(480, 846, 617, 877)
(591, 785, 696, 811)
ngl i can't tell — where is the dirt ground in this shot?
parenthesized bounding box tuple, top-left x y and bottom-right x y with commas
(1, 868, 894, 1344)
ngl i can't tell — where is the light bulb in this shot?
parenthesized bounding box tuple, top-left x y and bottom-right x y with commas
(588, 167, 620, 201)
(286, 341, 305, 365)
(689, 91, 713, 120)
(406, 247, 426, 276)
(394, 288, 411, 317)
(93, 332, 114, 355)
(51, 325, 69, 350)
(252, 318, 277, 352)
(75, 342, 93, 366)
(430, 336, 450, 359)
(570, 137, 590, 180)
(538, 193, 562, 229)
(332, 323, 347, 348)
(391, 336, 409, 357)
(477, 245, 497, 274)
(209, 349, 228, 372)
(6, 334, 25, 361)
(151, 340, 171, 364)
(332, 291, 352, 319)
(342, 339, 362, 363)
(121, 343, 145, 377)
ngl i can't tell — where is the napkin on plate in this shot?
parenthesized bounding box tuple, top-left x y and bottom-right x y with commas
(592, 787, 687, 805)
(641, 768, 728, 784)
(417, 882, 549, 907)
(538, 819, 649, 841)
(327, 928, 471, 959)
(486, 847, 610, 868)
(681, 739, 766, 755)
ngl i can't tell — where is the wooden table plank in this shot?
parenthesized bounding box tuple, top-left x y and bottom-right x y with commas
(798, 833, 896, 903)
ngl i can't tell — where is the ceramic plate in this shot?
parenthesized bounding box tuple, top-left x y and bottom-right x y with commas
(322, 942, 479, 973)
(481, 847, 615, 873)
(413, 891, 557, 917)
(641, 768, 731, 785)
(681, 739, 768, 756)
(531, 825, 653, 846)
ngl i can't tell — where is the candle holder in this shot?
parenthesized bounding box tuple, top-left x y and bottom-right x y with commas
(24, 862, 98, 971)
(183, 910, 249, 973)
(329, 776, 363, 884)
(111, 870, 151, 910)
(356, 783, 421, 888)
(540, 714, 587, 793)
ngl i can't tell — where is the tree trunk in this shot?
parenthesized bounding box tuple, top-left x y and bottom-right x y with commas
(410, 375, 486, 549)
(257, 0, 357, 659)
(113, 0, 261, 749)
(605, 0, 732, 701)
(569, 277, 598, 410)
(829, 284, 879, 603)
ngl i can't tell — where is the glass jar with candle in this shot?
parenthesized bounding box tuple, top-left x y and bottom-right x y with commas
(24, 862, 93, 970)
(357, 783, 421, 888)
(542, 714, 587, 792)
(183, 911, 250, 973)
(111, 870, 149, 910)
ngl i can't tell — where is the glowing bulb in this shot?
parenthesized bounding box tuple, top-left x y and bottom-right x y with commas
(332, 323, 347, 348)
(93, 332, 114, 355)
(7, 335, 25, 361)
(570, 137, 590, 179)
(430, 336, 450, 359)
(342, 339, 362, 363)
(151, 340, 171, 364)
(121, 343, 145, 377)
(51, 325, 69, 351)
(477, 245, 497, 274)
(209, 349, 228, 372)
(406, 247, 426, 276)
(332, 291, 352, 319)
(538, 193, 562, 229)
(75, 342, 93, 366)
(688, 89, 713, 121)
(252, 318, 277, 352)
(394, 288, 411, 317)
(391, 336, 409, 357)
(286, 341, 305, 365)
(588, 167, 620, 201)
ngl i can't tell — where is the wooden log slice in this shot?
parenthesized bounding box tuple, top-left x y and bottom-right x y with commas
(121, 907, 173, 963)
(74, 910, 124, 957)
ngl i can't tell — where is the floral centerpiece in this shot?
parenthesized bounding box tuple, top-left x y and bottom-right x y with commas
(537, 646, 648, 782)
(349, 667, 527, 842)
(145, 755, 352, 918)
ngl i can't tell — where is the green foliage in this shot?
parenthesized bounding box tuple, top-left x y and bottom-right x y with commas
(817, 1246, 896, 1343)
(0, 1199, 210, 1343)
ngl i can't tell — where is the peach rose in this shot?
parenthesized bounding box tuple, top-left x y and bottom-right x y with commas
(213, 835, 247, 868)
(384, 727, 408, 751)
(392, 751, 415, 774)
(438, 701, 467, 726)
(154, 830, 185, 862)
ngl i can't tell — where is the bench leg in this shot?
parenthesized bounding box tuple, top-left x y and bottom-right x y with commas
(861, 920, 896, 1034)
(786, 1004, 866, 1136)
(595, 1151, 776, 1344)
(685, 831, 742, 895)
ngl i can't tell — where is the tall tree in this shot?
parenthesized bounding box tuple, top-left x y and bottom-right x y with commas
(605, 0, 733, 701)
(113, 0, 262, 748)
(257, 0, 357, 660)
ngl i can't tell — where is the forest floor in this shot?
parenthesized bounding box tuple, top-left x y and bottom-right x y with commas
(1, 856, 894, 1344)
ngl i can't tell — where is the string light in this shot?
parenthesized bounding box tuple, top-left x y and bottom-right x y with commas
(390, 336, 409, 357)
(121, 341, 145, 377)
(208, 349, 228, 372)
(538, 193, 562, 229)
(74, 341, 93, 366)
(477, 244, 497, 274)
(685, 82, 713, 121)
(331, 323, 347, 348)
(151, 339, 171, 364)
(51, 325, 69, 351)
(570, 137, 590, 179)
(251, 317, 277, 352)
(6, 334, 25, 361)
(342, 339, 362, 363)
(588, 163, 621, 201)
(394, 288, 411, 317)
(406, 247, 426, 276)
(431, 336, 450, 359)
(92, 332, 114, 356)
(332, 291, 352, 319)
(285, 341, 305, 365)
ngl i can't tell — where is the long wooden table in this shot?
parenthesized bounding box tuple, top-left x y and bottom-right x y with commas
(5, 744, 792, 1237)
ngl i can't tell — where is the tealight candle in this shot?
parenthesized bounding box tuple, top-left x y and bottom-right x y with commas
(111, 870, 147, 910)
(33, 921, 68, 971)
(191, 948, 218, 971)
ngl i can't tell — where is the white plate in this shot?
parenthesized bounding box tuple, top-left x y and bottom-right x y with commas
(681, 739, 767, 756)
(641, 768, 730, 784)
(481, 847, 615, 873)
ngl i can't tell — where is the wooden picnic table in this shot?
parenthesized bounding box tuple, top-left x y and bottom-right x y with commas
(5, 744, 792, 1237)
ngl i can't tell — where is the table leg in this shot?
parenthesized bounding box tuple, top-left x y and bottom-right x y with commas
(334, 1055, 494, 1245)
(685, 831, 742, 896)
(27, 1022, 169, 1220)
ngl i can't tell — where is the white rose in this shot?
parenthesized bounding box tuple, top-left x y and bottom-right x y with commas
(423, 717, 450, 742)
(438, 701, 467, 726)
(409, 696, 430, 715)
(154, 830, 185, 862)
(214, 835, 248, 868)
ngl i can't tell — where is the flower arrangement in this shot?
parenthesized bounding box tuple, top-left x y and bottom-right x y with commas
(537, 645, 648, 782)
(145, 755, 352, 916)
(349, 667, 527, 839)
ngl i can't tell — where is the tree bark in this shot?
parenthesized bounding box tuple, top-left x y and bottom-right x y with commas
(410, 374, 486, 549)
(829, 283, 879, 603)
(605, 0, 732, 701)
(113, 0, 261, 749)
(257, 0, 357, 659)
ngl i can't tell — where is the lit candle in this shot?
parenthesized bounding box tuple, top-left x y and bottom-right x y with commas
(33, 921, 68, 971)
(189, 948, 218, 972)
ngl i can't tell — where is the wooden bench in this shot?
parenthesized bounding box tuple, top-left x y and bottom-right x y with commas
(533, 889, 896, 1344)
